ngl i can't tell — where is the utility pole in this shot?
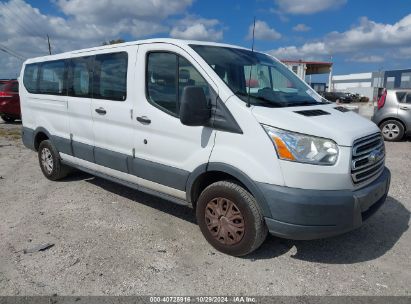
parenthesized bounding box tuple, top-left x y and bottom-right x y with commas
(328, 55, 333, 92)
(47, 35, 51, 55)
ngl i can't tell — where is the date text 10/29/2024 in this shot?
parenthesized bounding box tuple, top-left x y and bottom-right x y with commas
(149, 296, 257, 303)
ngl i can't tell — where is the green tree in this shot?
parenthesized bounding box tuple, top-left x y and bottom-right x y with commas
(102, 39, 126, 46)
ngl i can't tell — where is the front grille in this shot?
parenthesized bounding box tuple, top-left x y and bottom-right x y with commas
(351, 133, 385, 184)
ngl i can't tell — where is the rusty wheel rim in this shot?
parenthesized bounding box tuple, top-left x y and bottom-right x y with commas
(205, 197, 245, 245)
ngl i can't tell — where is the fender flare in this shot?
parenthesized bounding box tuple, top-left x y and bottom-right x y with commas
(185, 162, 272, 218)
(34, 126, 53, 140)
(33, 127, 54, 150)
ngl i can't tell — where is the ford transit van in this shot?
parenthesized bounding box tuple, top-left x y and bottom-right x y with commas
(20, 39, 390, 256)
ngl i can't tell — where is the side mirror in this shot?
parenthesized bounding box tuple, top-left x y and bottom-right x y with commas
(179, 86, 211, 126)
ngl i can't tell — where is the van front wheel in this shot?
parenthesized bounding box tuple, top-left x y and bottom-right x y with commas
(196, 181, 268, 256)
(38, 140, 70, 181)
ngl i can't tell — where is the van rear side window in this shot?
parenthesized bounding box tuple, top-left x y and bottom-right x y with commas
(93, 52, 128, 101)
(23, 63, 39, 93)
(38, 60, 66, 95)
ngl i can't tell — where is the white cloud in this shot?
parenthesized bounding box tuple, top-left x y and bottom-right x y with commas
(293, 23, 311, 32)
(397, 47, 411, 59)
(56, 0, 192, 22)
(0, 0, 224, 78)
(169, 16, 223, 41)
(0, 0, 186, 56)
(268, 14, 411, 61)
(274, 0, 346, 15)
(270, 42, 327, 60)
(246, 20, 281, 41)
(0, 56, 21, 79)
(348, 55, 384, 63)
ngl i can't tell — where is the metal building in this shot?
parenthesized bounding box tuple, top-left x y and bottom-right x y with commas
(332, 68, 411, 101)
(281, 60, 333, 93)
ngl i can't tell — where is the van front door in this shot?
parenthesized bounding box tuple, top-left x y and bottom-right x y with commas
(131, 43, 218, 198)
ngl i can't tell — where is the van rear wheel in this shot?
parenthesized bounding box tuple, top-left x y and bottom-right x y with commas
(38, 140, 70, 180)
(196, 181, 267, 256)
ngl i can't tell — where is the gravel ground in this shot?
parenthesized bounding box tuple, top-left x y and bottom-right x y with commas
(0, 115, 410, 296)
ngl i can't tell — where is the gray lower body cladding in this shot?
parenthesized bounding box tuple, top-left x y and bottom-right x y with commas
(22, 127, 189, 191)
(260, 168, 391, 240)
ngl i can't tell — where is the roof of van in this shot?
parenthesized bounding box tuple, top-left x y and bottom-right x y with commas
(24, 38, 250, 64)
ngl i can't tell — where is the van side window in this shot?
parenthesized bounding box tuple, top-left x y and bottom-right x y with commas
(406, 93, 411, 104)
(147, 52, 210, 116)
(93, 52, 127, 101)
(178, 57, 210, 105)
(69, 57, 91, 98)
(23, 64, 39, 93)
(147, 53, 178, 114)
(38, 60, 66, 95)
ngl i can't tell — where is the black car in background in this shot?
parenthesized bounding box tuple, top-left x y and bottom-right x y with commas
(322, 92, 353, 103)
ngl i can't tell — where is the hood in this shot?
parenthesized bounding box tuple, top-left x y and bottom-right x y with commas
(251, 103, 379, 146)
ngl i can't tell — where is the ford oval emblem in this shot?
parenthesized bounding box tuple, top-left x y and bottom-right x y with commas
(369, 150, 383, 164)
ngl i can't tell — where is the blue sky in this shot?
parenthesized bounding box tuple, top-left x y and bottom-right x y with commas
(1, 0, 411, 79)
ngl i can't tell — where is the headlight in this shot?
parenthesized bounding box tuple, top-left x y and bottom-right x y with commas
(262, 125, 339, 165)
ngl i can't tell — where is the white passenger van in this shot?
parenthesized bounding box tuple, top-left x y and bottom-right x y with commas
(20, 39, 390, 256)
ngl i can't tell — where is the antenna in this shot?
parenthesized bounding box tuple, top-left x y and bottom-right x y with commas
(247, 17, 256, 108)
(47, 34, 52, 55)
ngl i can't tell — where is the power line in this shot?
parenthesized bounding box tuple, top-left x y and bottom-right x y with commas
(0, 43, 25, 61)
(1, 1, 46, 39)
(1, 2, 52, 56)
(14, 1, 60, 56)
(1, 2, 39, 39)
(0, 43, 24, 58)
(0, 48, 25, 61)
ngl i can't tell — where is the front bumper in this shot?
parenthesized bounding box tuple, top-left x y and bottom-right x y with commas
(258, 168, 391, 240)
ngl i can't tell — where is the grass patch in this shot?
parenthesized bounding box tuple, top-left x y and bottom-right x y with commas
(0, 128, 21, 140)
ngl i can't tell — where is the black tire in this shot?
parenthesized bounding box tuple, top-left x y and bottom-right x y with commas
(380, 120, 405, 142)
(1, 115, 15, 123)
(196, 181, 268, 256)
(38, 140, 70, 180)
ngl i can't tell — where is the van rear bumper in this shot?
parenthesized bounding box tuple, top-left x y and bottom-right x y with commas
(259, 168, 391, 240)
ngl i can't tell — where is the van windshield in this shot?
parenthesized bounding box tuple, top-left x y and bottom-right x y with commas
(190, 45, 325, 108)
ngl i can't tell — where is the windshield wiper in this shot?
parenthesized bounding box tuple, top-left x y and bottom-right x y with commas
(290, 101, 323, 106)
(254, 95, 283, 107)
(233, 91, 283, 107)
(233, 91, 249, 97)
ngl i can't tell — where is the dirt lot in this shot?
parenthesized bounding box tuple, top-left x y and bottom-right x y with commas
(0, 117, 410, 296)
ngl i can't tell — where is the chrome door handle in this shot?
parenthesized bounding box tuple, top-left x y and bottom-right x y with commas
(400, 106, 410, 110)
(136, 116, 151, 124)
(95, 107, 107, 115)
